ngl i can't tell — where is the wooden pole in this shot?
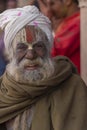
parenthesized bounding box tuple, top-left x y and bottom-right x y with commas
(78, 0, 87, 84)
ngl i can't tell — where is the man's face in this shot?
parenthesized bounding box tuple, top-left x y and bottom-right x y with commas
(46, 0, 67, 19)
(7, 26, 54, 83)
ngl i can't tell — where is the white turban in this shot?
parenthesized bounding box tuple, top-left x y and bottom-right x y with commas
(0, 5, 53, 53)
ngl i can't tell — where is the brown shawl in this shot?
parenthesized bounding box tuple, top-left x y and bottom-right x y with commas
(0, 56, 87, 130)
(0, 56, 75, 123)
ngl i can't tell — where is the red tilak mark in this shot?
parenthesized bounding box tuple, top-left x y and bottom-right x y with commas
(25, 27, 34, 43)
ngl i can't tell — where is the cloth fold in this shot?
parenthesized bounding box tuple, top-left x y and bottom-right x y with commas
(0, 56, 77, 123)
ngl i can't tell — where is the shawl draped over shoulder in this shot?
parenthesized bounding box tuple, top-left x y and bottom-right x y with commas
(0, 56, 87, 130)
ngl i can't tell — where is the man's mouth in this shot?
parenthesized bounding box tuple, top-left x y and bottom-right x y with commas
(24, 64, 39, 70)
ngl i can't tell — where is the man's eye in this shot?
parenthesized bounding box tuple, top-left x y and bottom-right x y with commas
(16, 43, 28, 50)
(34, 44, 44, 50)
(17, 45, 27, 50)
(18, 46, 27, 50)
(36, 44, 43, 48)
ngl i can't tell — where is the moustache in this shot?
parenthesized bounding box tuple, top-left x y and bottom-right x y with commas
(19, 58, 43, 67)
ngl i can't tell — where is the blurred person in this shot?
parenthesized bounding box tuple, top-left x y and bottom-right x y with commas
(46, 0, 80, 73)
(6, 0, 17, 9)
(38, 0, 52, 18)
(0, 0, 8, 76)
(0, 5, 87, 130)
(37, 0, 62, 35)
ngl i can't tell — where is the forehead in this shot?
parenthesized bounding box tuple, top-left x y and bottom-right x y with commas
(25, 26, 37, 43)
(12, 26, 48, 48)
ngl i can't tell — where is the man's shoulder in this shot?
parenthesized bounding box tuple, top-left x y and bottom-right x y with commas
(54, 56, 78, 74)
(50, 73, 87, 100)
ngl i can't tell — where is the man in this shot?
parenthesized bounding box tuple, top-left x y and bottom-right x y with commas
(46, 0, 80, 73)
(0, 5, 87, 130)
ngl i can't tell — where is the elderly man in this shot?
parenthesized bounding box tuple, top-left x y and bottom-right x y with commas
(0, 5, 87, 130)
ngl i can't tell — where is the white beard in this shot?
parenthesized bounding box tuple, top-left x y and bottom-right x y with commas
(7, 57, 55, 84)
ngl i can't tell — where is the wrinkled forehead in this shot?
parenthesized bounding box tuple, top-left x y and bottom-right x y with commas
(12, 25, 48, 49)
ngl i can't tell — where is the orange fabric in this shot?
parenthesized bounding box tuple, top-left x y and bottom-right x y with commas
(51, 12, 80, 73)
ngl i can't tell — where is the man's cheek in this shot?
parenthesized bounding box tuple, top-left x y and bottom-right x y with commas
(37, 49, 47, 57)
(15, 52, 25, 63)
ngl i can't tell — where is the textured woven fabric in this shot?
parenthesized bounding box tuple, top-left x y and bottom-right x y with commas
(0, 56, 87, 130)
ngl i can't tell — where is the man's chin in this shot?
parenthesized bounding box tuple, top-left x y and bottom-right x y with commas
(14, 69, 44, 83)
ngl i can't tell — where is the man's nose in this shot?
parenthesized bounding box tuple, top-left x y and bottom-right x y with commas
(25, 49, 37, 60)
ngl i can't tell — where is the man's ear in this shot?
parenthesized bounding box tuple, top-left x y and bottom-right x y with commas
(63, 0, 72, 6)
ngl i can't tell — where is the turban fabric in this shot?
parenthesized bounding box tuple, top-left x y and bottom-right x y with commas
(0, 5, 53, 53)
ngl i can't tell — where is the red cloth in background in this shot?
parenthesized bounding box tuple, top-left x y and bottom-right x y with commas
(51, 12, 80, 73)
